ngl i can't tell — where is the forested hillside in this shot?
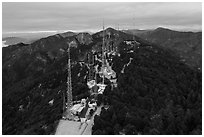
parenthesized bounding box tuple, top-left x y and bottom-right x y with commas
(92, 40, 202, 135)
(2, 28, 202, 135)
(123, 27, 202, 69)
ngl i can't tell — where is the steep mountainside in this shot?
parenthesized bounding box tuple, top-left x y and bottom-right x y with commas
(2, 28, 135, 134)
(123, 27, 202, 69)
(92, 40, 201, 135)
(2, 28, 201, 135)
(2, 33, 93, 134)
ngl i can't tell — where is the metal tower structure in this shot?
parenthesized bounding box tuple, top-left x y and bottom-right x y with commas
(66, 44, 73, 116)
(102, 21, 106, 84)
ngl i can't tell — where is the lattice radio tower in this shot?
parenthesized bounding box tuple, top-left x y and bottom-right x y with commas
(66, 43, 73, 114)
(102, 21, 106, 84)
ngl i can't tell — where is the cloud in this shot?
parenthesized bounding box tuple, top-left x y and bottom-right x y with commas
(2, 2, 202, 34)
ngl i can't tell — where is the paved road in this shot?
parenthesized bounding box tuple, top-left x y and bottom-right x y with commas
(55, 120, 81, 135)
(55, 105, 102, 135)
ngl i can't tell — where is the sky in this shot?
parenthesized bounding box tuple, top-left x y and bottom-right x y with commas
(2, 2, 202, 37)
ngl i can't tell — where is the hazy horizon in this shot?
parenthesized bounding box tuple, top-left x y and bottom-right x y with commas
(3, 2, 202, 38)
(2, 25, 202, 39)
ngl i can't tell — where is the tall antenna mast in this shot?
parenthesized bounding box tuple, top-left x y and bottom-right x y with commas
(102, 20, 105, 84)
(66, 43, 73, 116)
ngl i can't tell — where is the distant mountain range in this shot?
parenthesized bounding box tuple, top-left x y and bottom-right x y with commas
(2, 33, 75, 47)
(2, 31, 88, 47)
(123, 27, 202, 68)
(58, 31, 76, 38)
(2, 37, 30, 46)
(3, 27, 201, 69)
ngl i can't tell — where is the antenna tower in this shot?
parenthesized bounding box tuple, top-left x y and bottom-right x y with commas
(102, 20, 105, 84)
(66, 44, 73, 116)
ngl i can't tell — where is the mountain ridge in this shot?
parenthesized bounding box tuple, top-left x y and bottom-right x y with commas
(2, 27, 202, 135)
(123, 27, 202, 69)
